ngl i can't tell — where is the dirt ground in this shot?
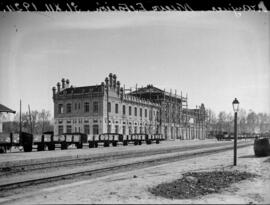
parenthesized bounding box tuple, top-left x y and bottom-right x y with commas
(1, 143, 269, 204)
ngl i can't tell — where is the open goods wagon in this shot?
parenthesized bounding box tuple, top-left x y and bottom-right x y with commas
(34, 132, 88, 150)
(87, 133, 165, 148)
(0, 132, 33, 153)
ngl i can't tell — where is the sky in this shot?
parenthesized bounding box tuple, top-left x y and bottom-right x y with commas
(0, 12, 269, 119)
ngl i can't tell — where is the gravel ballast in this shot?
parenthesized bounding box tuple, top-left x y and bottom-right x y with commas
(149, 171, 258, 199)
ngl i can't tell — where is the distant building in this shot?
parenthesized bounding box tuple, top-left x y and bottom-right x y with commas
(52, 74, 207, 140)
(0, 104, 16, 133)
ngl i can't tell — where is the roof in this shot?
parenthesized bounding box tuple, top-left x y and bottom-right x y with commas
(129, 85, 187, 101)
(0, 104, 16, 113)
(58, 85, 102, 95)
(130, 85, 164, 95)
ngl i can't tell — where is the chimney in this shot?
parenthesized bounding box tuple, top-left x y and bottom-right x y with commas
(109, 73, 113, 88)
(101, 82, 105, 93)
(52, 86, 56, 95)
(61, 78, 65, 89)
(57, 82, 61, 93)
(116, 81, 120, 95)
(120, 87, 123, 99)
(113, 74, 117, 89)
(66, 79, 70, 88)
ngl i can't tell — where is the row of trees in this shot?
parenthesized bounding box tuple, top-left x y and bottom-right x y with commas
(206, 109, 270, 134)
(2, 110, 53, 134)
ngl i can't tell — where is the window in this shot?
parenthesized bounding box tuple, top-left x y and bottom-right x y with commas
(129, 126, 132, 134)
(145, 109, 147, 118)
(84, 125, 90, 134)
(84, 102, 89, 112)
(66, 125, 72, 133)
(66, 103, 71, 113)
(58, 104, 63, 114)
(93, 125, 99, 135)
(122, 126, 126, 135)
(108, 125, 111, 133)
(93, 101, 99, 113)
(107, 102, 111, 112)
(78, 103, 80, 110)
(134, 126, 137, 133)
(129, 106, 132, 115)
(134, 107, 137, 116)
(149, 110, 152, 120)
(75, 103, 77, 110)
(115, 125, 119, 133)
(139, 126, 142, 133)
(140, 108, 142, 117)
(122, 105, 126, 115)
(115, 103, 118, 114)
(58, 125, 63, 134)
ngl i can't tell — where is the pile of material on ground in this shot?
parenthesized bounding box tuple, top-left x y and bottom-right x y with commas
(149, 170, 257, 199)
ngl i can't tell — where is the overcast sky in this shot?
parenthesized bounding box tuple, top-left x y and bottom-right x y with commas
(0, 12, 269, 118)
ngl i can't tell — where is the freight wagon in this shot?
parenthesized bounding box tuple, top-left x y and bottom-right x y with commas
(87, 133, 165, 148)
(58, 133, 88, 150)
(0, 132, 33, 153)
(1, 131, 165, 153)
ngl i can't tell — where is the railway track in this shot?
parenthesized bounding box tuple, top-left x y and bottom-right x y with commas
(0, 142, 253, 191)
(0, 141, 250, 175)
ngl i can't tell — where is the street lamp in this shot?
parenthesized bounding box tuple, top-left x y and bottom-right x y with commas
(232, 98, 240, 166)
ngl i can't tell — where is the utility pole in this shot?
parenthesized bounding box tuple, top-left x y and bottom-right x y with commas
(19, 99, 22, 141)
(28, 104, 33, 134)
(106, 85, 109, 133)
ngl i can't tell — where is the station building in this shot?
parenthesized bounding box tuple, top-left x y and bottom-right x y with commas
(52, 73, 207, 140)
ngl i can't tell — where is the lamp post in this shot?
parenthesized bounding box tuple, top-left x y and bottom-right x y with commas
(232, 98, 240, 166)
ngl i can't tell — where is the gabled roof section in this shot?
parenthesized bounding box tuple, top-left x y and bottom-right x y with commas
(59, 85, 102, 95)
(129, 85, 164, 95)
(0, 104, 16, 113)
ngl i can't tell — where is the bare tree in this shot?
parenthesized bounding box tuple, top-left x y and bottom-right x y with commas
(246, 110, 258, 133)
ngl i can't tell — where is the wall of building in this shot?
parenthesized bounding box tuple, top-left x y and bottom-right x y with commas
(52, 75, 207, 139)
(102, 87, 160, 135)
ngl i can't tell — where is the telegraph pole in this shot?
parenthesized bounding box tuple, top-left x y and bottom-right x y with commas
(19, 99, 22, 139)
(106, 85, 109, 133)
